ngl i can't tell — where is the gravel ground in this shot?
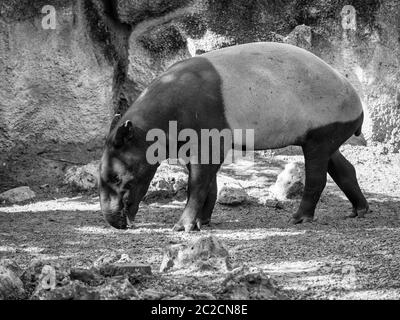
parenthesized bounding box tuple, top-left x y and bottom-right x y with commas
(0, 145, 399, 299)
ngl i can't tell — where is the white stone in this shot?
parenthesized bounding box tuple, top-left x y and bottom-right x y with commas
(217, 183, 248, 206)
(0, 186, 36, 203)
(160, 236, 231, 273)
(269, 162, 305, 200)
(64, 161, 100, 191)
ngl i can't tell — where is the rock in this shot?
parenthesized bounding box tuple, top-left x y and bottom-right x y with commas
(98, 264, 152, 278)
(37, 265, 57, 291)
(116, 253, 133, 264)
(191, 292, 216, 300)
(97, 277, 139, 300)
(0, 0, 113, 161)
(20, 259, 46, 294)
(64, 161, 100, 191)
(144, 162, 187, 202)
(93, 252, 151, 279)
(217, 184, 248, 206)
(284, 24, 312, 50)
(141, 288, 166, 300)
(160, 236, 231, 273)
(93, 252, 121, 269)
(219, 268, 285, 300)
(22, 260, 71, 297)
(167, 295, 194, 300)
(69, 268, 104, 286)
(0, 259, 23, 278)
(269, 162, 305, 200)
(0, 186, 36, 203)
(32, 281, 100, 300)
(0, 266, 26, 300)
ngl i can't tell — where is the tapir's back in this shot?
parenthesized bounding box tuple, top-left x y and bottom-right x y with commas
(202, 42, 363, 149)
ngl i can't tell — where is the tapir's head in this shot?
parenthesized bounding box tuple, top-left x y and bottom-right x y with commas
(99, 120, 158, 229)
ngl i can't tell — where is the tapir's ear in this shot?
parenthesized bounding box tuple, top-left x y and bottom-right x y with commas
(114, 120, 134, 148)
(113, 120, 145, 148)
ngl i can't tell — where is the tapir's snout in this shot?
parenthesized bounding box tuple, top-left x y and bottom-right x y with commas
(99, 191, 128, 230)
(104, 211, 128, 230)
(100, 192, 140, 230)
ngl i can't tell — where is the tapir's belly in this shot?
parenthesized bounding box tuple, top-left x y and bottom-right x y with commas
(203, 43, 363, 149)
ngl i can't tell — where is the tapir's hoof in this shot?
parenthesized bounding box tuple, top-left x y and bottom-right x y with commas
(172, 219, 202, 232)
(348, 206, 370, 219)
(290, 215, 314, 225)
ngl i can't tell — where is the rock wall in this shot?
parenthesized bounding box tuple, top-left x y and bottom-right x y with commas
(0, 0, 114, 152)
(0, 0, 399, 190)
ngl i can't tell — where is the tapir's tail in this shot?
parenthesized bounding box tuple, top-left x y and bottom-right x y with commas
(354, 125, 362, 137)
(354, 111, 364, 137)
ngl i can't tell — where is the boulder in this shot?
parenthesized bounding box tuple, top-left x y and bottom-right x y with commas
(191, 292, 216, 300)
(167, 295, 194, 300)
(69, 268, 104, 286)
(0, 186, 36, 203)
(141, 288, 167, 300)
(160, 236, 231, 273)
(37, 265, 57, 291)
(144, 162, 187, 202)
(64, 161, 100, 191)
(32, 281, 100, 300)
(93, 252, 151, 281)
(284, 24, 312, 51)
(31, 264, 71, 299)
(97, 277, 139, 300)
(269, 162, 305, 200)
(93, 252, 122, 269)
(20, 259, 47, 294)
(0, 259, 24, 278)
(22, 260, 71, 297)
(0, 265, 26, 300)
(98, 264, 152, 278)
(219, 268, 285, 300)
(217, 183, 248, 206)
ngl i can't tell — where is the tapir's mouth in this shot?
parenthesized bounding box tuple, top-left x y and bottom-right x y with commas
(104, 204, 139, 230)
(104, 211, 128, 230)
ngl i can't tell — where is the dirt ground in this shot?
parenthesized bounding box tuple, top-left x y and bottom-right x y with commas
(0, 145, 399, 300)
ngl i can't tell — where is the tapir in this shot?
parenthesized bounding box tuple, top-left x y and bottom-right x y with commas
(99, 42, 369, 231)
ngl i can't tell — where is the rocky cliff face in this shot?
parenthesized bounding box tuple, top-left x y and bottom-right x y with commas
(0, 0, 399, 190)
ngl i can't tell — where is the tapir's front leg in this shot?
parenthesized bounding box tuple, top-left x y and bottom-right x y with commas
(173, 164, 220, 232)
(199, 176, 218, 225)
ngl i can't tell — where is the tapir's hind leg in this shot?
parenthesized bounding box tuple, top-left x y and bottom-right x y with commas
(173, 164, 220, 232)
(328, 150, 369, 218)
(291, 145, 330, 224)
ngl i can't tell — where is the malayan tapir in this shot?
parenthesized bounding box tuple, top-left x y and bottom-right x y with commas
(99, 42, 369, 231)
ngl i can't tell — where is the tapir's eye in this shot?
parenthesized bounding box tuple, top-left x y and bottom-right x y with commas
(109, 174, 121, 185)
